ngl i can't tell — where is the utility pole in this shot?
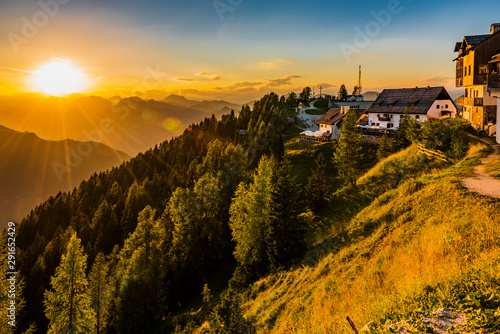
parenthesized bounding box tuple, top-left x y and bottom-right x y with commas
(319, 86, 323, 98)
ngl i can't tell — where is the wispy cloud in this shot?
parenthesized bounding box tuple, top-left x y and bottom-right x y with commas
(175, 78, 195, 82)
(264, 75, 301, 88)
(195, 72, 221, 81)
(9, 68, 34, 73)
(315, 83, 336, 89)
(259, 59, 294, 69)
(216, 81, 263, 90)
(417, 76, 454, 87)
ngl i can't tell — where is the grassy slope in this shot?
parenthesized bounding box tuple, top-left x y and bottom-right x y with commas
(242, 141, 500, 333)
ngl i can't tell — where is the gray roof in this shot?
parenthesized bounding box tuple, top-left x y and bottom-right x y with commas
(464, 34, 491, 46)
(317, 108, 365, 125)
(366, 87, 452, 115)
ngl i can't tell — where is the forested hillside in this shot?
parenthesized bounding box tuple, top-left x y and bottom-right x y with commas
(12, 93, 297, 333)
(6, 92, 488, 334)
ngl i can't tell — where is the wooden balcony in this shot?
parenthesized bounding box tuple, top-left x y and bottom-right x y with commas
(378, 116, 391, 122)
(488, 74, 500, 93)
(456, 97, 483, 106)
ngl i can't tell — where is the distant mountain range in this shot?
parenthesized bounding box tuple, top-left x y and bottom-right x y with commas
(162, 94, 241, 112)
(0, 125, 129, 227)
(0, 94, 242, 156)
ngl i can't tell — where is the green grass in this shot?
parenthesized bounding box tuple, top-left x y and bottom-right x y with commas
(305, 109, 326, 116)
(285, 141, 336, 186)
(241, 141, 500, 333)
(486, 155, 500, 180)
(312, 98, 331, 110)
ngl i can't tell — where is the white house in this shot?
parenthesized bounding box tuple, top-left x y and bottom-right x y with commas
(362, 86, 457, 131)
(315, 106, 364, 140)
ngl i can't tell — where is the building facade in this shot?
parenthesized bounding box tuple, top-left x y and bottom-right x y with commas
(454, 23, 500, 131)
(362, 87, 457, 131)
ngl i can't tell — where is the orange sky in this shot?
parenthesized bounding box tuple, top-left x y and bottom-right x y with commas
(1, 0, 498, 102)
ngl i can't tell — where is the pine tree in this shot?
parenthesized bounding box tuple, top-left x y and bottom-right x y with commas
(337, 84, 348, 101)
(88, 252, 110, 334)
(333, 109, 363, 187)
(377, 133, 390, 160)
(267, 160, 305, 272)
(306, 153, 328, 212)
(44, 234, 96, 334)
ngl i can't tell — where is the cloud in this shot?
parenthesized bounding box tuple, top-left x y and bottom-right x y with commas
(417, 76, 454, 87)
(315, 83, 336, 89)
(217, 81, 263, 90)
(195, 72, 221, 81)
(264, 75, 301, 88)
(175, 78, 195, 82)
(259, 59, 294, 69)
(260, 62, 278, 69)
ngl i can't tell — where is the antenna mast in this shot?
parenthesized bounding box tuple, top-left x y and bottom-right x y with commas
(357, 65, 362, 96)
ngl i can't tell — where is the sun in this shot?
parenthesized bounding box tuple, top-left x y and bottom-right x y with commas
(31, 59, 87, 96)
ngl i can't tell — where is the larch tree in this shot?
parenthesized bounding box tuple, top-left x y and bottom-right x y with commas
(44, 233, 95, 334)
(377, 133, 391, 160)
(116, 206, 167, 334)
(88, 252, 111, 334)
(306, 153, 328, 212)
(229, 156, 276, 278)
(333, 109, 363, 187)
(266, 160, 305, 272)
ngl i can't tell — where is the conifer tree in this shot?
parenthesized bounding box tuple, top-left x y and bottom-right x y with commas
(337, 84, 348, 101)
(116, 206, 166, 333)
(333, 109, 363, 187)
(88, 252, 110, 334)
(266, 160, 305, 272)
(377, 133, 391, 160)
(44, 234, 95, 334)
(306, 153, 328, 212)
(229, 156, 275, 277)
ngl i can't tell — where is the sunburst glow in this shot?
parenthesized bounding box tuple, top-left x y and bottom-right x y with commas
(31, 59, 87, 96)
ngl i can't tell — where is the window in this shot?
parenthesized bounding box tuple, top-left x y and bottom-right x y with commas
(469, 65, 471, 76)
(445, 104, 448, 109)
(416, 115, 420, 119)
(436, 105, 440, 109)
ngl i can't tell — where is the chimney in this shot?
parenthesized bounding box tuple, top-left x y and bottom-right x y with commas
(491, 23, 500, 34)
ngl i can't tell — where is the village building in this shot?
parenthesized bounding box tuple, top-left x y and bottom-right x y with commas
(299, 106, 365, 142)
(315, 106, 365, 140)
(454, 23, 500, 132)
(361, 86, 457, 132)
(488, 53, 500, 143)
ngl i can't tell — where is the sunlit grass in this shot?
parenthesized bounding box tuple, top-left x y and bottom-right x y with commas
(242, 142, 500, 333)
(485, 155, 500, 180)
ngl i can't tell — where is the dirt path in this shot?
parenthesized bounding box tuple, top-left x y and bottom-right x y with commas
(461, 136, 500, 198)
(297, 101, 323, 131)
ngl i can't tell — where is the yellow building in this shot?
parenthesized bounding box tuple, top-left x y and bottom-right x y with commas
(454, 23, 500, 131)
